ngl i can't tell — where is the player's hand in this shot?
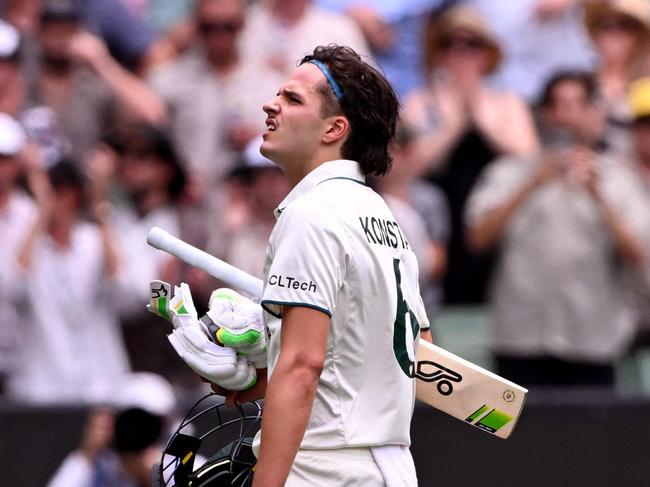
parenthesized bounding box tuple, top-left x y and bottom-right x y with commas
(147, 281, 257, 391)
(206, 288, 267, 369)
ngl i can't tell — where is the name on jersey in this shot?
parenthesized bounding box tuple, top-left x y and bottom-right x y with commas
(359, 217, 409, 249)
(268, 275, 317, 292)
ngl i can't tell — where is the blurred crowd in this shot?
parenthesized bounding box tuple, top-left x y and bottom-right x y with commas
(1, 0, 650, 421)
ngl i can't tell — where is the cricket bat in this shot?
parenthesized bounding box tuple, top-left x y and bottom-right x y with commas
(147, 226, 527, 439)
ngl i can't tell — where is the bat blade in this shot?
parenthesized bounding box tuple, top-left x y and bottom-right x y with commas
(147, 226, 527, 438)
(415, 340, 527, 439)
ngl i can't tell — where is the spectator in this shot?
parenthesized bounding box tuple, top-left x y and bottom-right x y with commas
(536, 71, 609, 151)
(149, 0, 281, 192)
(8, 159, 130, 404)
(24, 0, 166, 163)
(627, 77, 650, 349)
(0, 113, 36, 394)
(469, 0, 596, 102)
(373, 124, 450, 316)
(239, 0, 369, 79)
(47, 372, 178, 487)
(96, 124, 199, 388)
(403, 5, 539, 303)
(317, 0, 448, 98)
(465, 70, 649, 388)
(584, 0, 650, 154)
(209, 137, 290, 279)
(3, 0, 159, 71)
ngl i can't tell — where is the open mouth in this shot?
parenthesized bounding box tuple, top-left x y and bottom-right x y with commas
(265, 118, 277, 132)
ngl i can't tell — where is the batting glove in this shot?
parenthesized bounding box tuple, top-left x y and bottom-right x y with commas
(205, 288, 267, 369)
(148, 280, 256, 391)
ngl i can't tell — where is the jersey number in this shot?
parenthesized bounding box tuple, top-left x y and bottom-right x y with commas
(392, 258, 420, 378)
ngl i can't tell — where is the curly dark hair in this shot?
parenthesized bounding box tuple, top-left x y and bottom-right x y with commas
(299, 45, 400, 177)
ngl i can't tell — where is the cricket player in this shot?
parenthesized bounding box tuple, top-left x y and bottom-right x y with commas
(151, 45, 432, 486)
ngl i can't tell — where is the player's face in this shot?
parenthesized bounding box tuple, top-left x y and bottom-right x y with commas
(260, 63, 332, 171)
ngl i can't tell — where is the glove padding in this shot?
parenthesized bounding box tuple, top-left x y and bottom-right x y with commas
(206, 288, 267, 368)
(148, 280, 256, 391)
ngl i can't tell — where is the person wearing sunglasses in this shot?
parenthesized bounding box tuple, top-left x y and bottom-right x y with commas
(149, 0, 283, 196)
(403, 5, 539, 305)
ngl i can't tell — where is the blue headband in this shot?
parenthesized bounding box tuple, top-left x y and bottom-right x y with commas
(308, 60, 344, 101)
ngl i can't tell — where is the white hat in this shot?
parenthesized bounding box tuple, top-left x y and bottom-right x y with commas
(0, 113, 26, 156)
(114, 372, 177, 416)
(0, 20, 20, 59)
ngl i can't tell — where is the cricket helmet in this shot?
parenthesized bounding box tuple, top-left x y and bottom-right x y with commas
(152, 394, 262, 487)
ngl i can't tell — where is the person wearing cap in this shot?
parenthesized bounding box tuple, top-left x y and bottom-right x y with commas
(465, 70, 649, 388)
(403, 4, 539, 304)
(0, 113, 37, 394)
(24, 0, 166, 163)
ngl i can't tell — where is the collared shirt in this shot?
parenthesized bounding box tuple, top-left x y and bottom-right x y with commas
(261, 160, 429, 448)
(466, 155, 650, 361)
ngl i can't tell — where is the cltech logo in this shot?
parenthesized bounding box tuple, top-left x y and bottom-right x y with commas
(268, 275, 317, 293)
(414, 360, 463, 396)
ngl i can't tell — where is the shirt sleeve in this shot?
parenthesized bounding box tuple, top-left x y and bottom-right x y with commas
(261, 200, 347, 319)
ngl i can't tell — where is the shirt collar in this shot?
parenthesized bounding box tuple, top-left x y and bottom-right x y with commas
(274, 159, 365, 219)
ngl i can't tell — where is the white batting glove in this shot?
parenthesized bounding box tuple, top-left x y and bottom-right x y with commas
(205, 288, 268, 369)
(148, 281, 257, 391)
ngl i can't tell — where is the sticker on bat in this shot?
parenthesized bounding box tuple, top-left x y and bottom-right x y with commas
(465, 404, 513, 433)
(415, 360, 463, 396)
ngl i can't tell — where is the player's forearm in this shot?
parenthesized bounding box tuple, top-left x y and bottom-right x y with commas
(252, 360, 320, 487)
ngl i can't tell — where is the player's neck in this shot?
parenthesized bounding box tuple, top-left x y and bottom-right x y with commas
(285, 149, 343, 188)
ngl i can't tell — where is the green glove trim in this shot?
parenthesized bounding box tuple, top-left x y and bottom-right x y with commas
(216, 328, 262, 347)
(156, 297, 170, 321)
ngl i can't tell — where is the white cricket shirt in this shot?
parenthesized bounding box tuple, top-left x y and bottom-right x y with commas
(261, 159, 429, 449)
